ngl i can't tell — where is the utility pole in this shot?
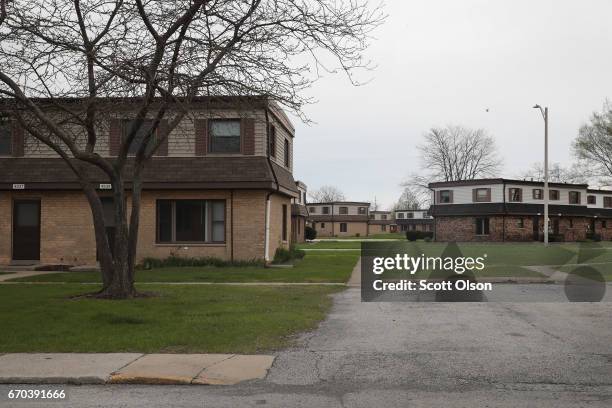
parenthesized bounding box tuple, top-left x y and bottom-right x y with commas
(534, 105, 549, 246)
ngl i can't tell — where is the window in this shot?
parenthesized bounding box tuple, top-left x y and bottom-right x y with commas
(475, 218, 490, 235)
(284, 138, 290, 167)
(0, 117, 12, 156)
(533, 189, 543, 200)
(588, 195, 596, 205)
(549, 190, 560, 200)
(282, 204, 288, 241)
(397, 213, 405, 219)
(604, 197, 612, 208)
(320, 222, 325, 228)
(603, 220, 608, 228)
(157, 200, 225, 243)
(508, 188, 522, 202)
(473, 188, 490, 202)
(381, 225, 386, 231)
(439, 190, 452, 203)
(369, 214, 375, 219)
(382, 214, 387, 220)
(518, 218, 524, 228)
(339, 206, 348, 215)
(569, 191, 581, 204)
(569, 218, 574, 228)
(268, 125, 276, 157)
(358, 207, 367, 215)
(309, 206, 316, 213)
(340, 223, 347, 233)
(123, 119, 157, 155)
(302, 192, 306, 204)
(209, 120, 241, 153)
(322, 206, 330, 215)
(406, 212, 414, 219)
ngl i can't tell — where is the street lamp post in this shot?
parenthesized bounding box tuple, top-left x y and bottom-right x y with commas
(533, 105, 549, 246)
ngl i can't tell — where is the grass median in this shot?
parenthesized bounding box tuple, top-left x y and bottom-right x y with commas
(7, 252, 359, 284)
(0, 284, 344, 353)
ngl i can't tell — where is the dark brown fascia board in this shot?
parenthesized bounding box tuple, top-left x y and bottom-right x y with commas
(428, 178, 589, 189)
(370, 210, 392, 214)
(587, 189, 612, 194)
(308, 201, 371, 206)
(394, 208, 431, 212)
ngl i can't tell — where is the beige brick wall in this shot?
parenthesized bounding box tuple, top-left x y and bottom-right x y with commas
(0, 189, 292, 265)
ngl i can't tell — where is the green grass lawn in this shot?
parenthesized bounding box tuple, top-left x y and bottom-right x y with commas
(7, 252, 359, 284)
(557, 264, 612, 281)
(0, 284, 343, 353)
(327, 233, 405, 240)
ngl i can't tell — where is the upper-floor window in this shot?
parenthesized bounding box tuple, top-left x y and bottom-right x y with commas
(0, 117, 12, 156)
(302, 192, 306, 204)
(406, 212, 414, 219)
(533, 189, 543, 200)
(309, 206, 316, 213)
(439, 190, 452, 203)
(587, 195, 596, 205)
(123, 119, 157, 155)
(397, 213, 405, 219)
(473, 188, 490, 202)
(209, 120, 240, 153)
(508, 188, 522, 202)
(339, 206, 348, 215)
(322, 206, 330, 214)
(381, 214, 387, 220)
(569, 191, 581, 204)
(369, 214, 375, 219)
(604, 197, 612, 208)
(550, 189, 560, 200)
(268, 125, 276, 158)
(358, 207, 367, 215)
(284, 138, 290, 167)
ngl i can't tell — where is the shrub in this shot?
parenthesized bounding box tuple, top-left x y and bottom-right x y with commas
(305, 225, 317, 240)
(140, 255, 264, 270)
(406, 231, 418, 241)
(273, 245, 306, 264)
(424, 236, 432, 243)
(587, 233, 602, 242)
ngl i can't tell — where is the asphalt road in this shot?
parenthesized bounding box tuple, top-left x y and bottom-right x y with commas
(2, 287, 612, 407)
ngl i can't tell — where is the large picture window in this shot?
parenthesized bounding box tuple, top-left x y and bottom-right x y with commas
(123, 119, 157, 155)
(156, 199, 225, 243)
(0, 117, 12, 156)
(210, 120, 241, 153)
(475, 217, 490, 235)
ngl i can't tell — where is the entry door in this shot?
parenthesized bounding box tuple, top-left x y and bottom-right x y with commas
(532, 216, 539, 241)
(12, 200, 41, 260)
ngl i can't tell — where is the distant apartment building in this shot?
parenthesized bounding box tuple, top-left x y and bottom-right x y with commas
(394, 209, 433, 232)
(368, 210, 397, 234)
(291, 181, 308, 243)
(429, 178, 612, 242)
(308, 201, 370, 237)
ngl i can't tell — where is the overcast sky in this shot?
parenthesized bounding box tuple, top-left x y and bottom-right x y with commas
(291, 0, 612, 209)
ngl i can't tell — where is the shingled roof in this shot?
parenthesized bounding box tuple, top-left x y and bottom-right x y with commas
(0, 157, 298, 196)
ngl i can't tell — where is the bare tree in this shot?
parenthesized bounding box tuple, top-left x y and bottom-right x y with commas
(308, 185, 345, 202)
(518, 162, 589, 184)
(392, 185, 427, 210)
(0, 1, 383, 298)
(573, 101, 612, 184)
(416, 125, 501, 183)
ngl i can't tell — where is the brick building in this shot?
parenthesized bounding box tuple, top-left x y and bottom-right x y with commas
(368, 210, 396, 234)
(291, 181, 308, 243)
(307, 201, 370, 237)
(429, 178, 612, 242)
(394, 209, 433, 232)
(0, 97, 298, 265)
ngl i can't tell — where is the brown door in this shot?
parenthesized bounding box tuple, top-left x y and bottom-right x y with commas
(12, 200, 41, 260)
(532, 216, 539, 241)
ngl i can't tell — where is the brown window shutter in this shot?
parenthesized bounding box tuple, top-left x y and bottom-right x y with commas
(449, 190, 453, 203)
(157, 120, 169, 156)
(486, 188, 491, 202)
(472, 189, 477, 202)
(518, 188, 523, 202)
(194, 119, 208, 156)
(11, 121, 24, 157)
(109, 119, 121, 156)
(242, 118, 255, 155)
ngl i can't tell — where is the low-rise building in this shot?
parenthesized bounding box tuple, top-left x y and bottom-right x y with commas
(429, 178, 612, 242)
(368, 210, 396, 234)
(308, 201, 370, 237)
(394, 209, 433, 232)
(291, 181, 308, 243)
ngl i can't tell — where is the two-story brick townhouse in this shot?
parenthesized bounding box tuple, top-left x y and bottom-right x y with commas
(429, 178, 612, 242)
(368, 211, 397, 234)
(394, 209, 433, 232)
(291, 180, 308, 243)
(0, 96, 298, 265)
(308, 201, 370, 237)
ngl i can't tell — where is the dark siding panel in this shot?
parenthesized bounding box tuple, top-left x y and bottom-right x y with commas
(11, 121, 24, 157)
(195, 119, 208, 156)
(157, 120, 169, 156)
(242, 118, 255, 155)
(109, 119, 121, 156)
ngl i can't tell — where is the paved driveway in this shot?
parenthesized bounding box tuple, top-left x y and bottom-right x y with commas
(2, 286, 612, 407)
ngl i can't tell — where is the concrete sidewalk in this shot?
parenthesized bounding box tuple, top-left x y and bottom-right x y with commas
(0, 353, 275, 385)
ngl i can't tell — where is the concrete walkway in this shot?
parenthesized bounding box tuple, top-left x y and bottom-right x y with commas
(0, 353, 275, 385)
(0, 270, 59, 282)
